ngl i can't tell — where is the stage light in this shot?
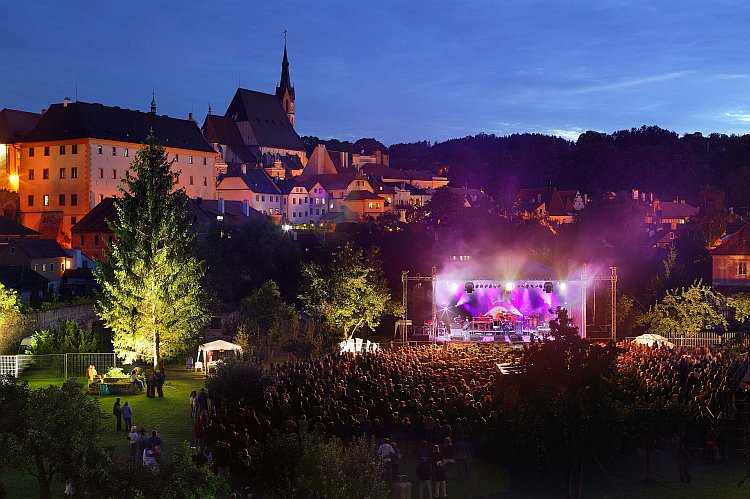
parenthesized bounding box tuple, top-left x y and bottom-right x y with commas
(464, 281, 474, 294)
(543, 281, 553, 293)
(504, 282, 513, 292)
(450, 282, 459, 293)
(559, 282, 567, 292)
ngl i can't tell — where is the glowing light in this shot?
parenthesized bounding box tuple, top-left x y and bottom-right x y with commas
(559, 282, 567, 292)
(504, 282, 514, 292)
(450, 282, 458, 293)
(282, 224, 292, 231)
(8, 173, 19, 191)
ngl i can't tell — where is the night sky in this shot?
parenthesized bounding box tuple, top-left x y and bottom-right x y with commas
(2, 1, 749, 145)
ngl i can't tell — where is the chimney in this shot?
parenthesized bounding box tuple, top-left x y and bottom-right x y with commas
(375, 150, 382, 164)
(241, 164, 247, 175)
(63, 97, 70, 107)
(632, 188, 639, 200)
(218, 198, 225, 214)
(650, 192, 653, 202)
(584, 193, 589, 205)
(537, 193, 542, 203)
(242, 199, 249, 217)
(188, 112, 194, 121)
(196, 197, 203, 205)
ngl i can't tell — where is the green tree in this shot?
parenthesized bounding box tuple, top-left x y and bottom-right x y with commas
(205, 358, 272, 414)
(96, 131, 209, 367)
(0, 282, 22, 353)
(0, 377, 106, 499)
(727, 292, 750, 323)
(26, 320, 100, 355)
(299, 244, 396, 341)
(640, 280, 727, 338)
(238, 280, 300, 356)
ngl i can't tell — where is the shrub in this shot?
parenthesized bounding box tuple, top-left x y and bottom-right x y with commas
(26, 320, 101, 354)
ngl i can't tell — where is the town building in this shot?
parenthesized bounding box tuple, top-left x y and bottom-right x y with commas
(514, 187, 583, 224)
(0, 238, 71, 290)
(711, 221, 750, 293)
(0, 108, 41, 194)
(361, 163, 448, 190)
(18, 98, 216, 246)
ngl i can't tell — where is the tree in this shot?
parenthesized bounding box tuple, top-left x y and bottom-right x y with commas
(0, 377, 106, 499)
(640, 280, 727, 338)
(727, 292, 750, 323)
(692, 185, 732, 248)
(238, 280, 300, 356)
(424, 187, 466, 226)
(0, 283, 22, 354)
(494, 309, 622, 498)
(96, 131, 209, 367)
(299, 244, 396, 341)
(205, 358, 272, 414)
(26, 319, 100, 355)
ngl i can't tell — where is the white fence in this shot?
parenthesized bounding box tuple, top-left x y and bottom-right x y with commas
(0, 353, 118, 379)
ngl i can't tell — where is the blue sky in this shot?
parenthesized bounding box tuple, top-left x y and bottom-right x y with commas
(1, 1, 749, 145)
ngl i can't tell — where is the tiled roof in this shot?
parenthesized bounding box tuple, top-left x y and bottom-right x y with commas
(23, 101, 215, 152)
(0, 265, 49, 288)
(218, 167, 281, 195)
(4, 238, 67, 259)
(653, 201, 699, 219)
(201, 115, 256, 163)
(70, 197, 117, 233)
(361, 163, 438, 182)
(0, 108, 41, 143)
(345, 190, 382, 201)
(298, 172, 361, 191)
(712, 222, 750, 256)
(225, 88, 304, 151)
(0, 217, 39, 237)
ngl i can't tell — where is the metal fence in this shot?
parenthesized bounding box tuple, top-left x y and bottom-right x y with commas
(625, 332, 750, 348)
(0, 353, 118, 379)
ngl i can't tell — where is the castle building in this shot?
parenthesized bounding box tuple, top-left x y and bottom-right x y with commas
(18, 98, 216, 245)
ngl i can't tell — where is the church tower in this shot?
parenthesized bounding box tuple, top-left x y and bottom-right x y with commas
(276, 33, 296, 128)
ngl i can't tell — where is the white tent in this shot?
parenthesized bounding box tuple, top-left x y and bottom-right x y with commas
(632, 333, 674, 348)
(195, 340, 242, 371)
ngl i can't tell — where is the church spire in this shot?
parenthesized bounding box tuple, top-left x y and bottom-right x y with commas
(150, 90, 156, 114)
(276, 31, 296, 128)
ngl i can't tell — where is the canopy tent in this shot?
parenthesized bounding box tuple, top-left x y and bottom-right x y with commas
(632, 333, 674, 348)
(196, 340, 242, 371)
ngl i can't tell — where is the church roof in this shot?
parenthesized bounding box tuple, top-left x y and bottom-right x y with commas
(0, 108, 41, 143)
(224, 88, 304, 152)
(23, 101, 215, 152)
(201, 115, 257, 163)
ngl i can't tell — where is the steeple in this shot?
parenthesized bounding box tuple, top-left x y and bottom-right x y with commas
(276, 31, 296, 128)
(150, 90, 156, 114)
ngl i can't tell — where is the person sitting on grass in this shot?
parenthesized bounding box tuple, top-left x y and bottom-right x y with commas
(131, 368, 144, 391)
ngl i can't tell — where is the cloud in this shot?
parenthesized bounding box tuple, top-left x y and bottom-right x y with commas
(724, 112, 750, 123)
(714, 73, 748, 80)
(569, 71, 691, 95)
(547, 128, 584, 141)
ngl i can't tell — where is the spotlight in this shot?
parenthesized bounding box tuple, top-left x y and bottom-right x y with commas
(559, 282, 567, 292)
(464, 281, 474, 294)
(543, 281, 553, 293)
(504, 282, 513, 292)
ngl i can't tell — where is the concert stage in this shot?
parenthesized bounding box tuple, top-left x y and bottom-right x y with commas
(432, 278, 586, 343)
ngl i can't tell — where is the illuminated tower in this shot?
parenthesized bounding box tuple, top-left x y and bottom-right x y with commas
(275, 32, 296, 128)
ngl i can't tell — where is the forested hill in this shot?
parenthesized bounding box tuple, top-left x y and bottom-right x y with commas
(387, 127, 750, 209)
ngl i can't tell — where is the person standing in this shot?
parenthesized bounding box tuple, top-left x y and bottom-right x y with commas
(121, 402, 133, 430)
(113, 398, 122, 432)
(433, 460, 447, 498)
(127, 426, 139, 462)
(155, 368, 165, 398)
(377, 438, 396, 481)
(145, 368, 155, 398)
(416, 457, 432, 499)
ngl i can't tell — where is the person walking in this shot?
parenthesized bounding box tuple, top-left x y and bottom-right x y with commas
(113, 398, 122, 432)
(127, 426, 139, 462)
(121, 402, 133, 430)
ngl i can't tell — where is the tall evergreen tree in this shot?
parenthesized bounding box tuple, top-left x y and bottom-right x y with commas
(95, 131, 208, 367)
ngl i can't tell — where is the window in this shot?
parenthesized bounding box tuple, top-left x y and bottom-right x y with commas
(72, 144, 78, 155)
(71, 194, 78, 206)
(71, 167, 78, 178)
(80, 235, 85, 245)
(203, 157, 207, 165)
(98, 194, 104, 203)
(262, 195, 265, 202)
(43, 168, 49, 179)
(255, 195, 259, 201)
(9, 247, 15, 255)
(739, 262, 748, 276)
(304, 197, 308, 203)
(174, 154, 179, 162)
(124, 148, 129, 157)
(97, 145, 103, 154)
(29, 147, 35, 157)
(203, 177, 207, 186)
(111, 169, 117, 179)
(28, 169, 34, 180)
(98, 168, 104, 179)
(112, 147, 117, 156)
(94, 235, 99, 246)
(71, 216, 77, 225)
(283, 198, 286, 205)
(28, 195, 34, 206)
(59, 145, 65, 155)
(189, 176, 194, 185)
(43, 195, 49, 206)
(59, 194, 65, 206)
(44, 146, 50, 156)
(34, 264, 38, 272)
(368, 202, 374, 209)
(59, 168, 66, 179)
(292, 198, 297, 205)
(189, 155, 193, 164)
